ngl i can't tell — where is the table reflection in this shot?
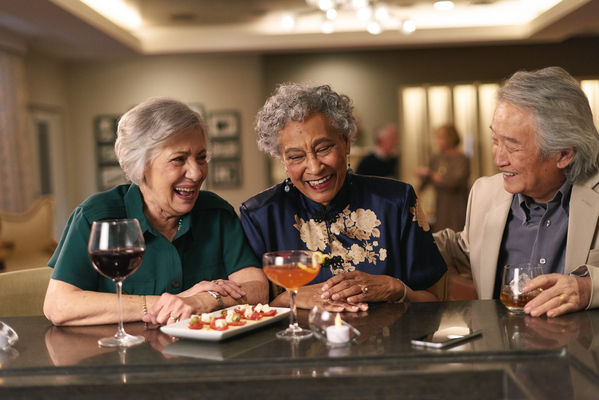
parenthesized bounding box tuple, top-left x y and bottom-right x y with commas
(44, 323, 173, 366)
(502, 312, 592, 350)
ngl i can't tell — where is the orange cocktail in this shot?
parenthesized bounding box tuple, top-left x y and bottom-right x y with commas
(263, 262, 320, 291)
(262, 250, 324, 340)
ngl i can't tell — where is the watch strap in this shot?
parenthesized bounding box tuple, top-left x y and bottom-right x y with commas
(207, 290, 224, 309)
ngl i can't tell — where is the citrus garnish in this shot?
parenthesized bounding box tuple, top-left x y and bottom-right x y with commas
(312, 251, 329, 267)
(297, 261, 317, 272)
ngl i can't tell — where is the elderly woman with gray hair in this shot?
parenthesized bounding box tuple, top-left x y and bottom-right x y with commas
(241, 84, 446, 312)
(44, 98, 268, 326)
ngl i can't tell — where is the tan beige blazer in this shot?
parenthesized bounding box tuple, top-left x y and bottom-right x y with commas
(434, 172, 599, 308)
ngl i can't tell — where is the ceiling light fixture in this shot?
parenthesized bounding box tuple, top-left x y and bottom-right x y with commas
(434, 1, 455, 12)
(304, 0, 411, 35)
(80, 0, 141, 29)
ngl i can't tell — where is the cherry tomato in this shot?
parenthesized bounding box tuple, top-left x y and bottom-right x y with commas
(243, 312, 262, 321)
(188, 321, 203, 330)
(260, 309, 277, 317)
(210, 318, 228, 331)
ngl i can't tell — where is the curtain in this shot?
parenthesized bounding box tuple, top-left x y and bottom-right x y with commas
(0, 50, 34, 213)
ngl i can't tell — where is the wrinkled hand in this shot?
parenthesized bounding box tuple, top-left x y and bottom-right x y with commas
(142, 293, 200, 326)
(274, 284, 368, 313)
(321, 271, 402, 305)
(523, 273, 591, 318)
(179, 279, 245, 299)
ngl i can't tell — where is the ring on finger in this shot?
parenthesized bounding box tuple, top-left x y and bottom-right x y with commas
(360, 285, 369, 294)
(559, 295, 565, 303)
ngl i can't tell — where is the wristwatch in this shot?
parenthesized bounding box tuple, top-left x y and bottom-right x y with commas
(207, 290, 224, 309)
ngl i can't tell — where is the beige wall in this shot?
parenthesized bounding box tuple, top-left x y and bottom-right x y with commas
(23, 36, 599, 237)
(26, 52, 269, 236)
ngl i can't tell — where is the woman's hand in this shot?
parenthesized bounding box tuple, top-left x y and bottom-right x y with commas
(271, 283, 369, 313)
(179, 279, 246, 299)
(142, 292, 200, 326)
(320, 271, 404, 304)
(522, 273, 591, 318)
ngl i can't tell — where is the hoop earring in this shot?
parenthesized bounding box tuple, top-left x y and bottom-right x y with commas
(284, 177, 291, 193)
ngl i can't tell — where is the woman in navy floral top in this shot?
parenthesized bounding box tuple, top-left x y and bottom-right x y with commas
(241, 84, 446, 312)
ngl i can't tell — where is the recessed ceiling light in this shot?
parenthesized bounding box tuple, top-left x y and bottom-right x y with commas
(434, 1, 455, 11)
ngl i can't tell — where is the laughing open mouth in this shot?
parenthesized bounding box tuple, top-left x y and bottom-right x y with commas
(174, 186, 196, 199)
(307, 175, 332, 188)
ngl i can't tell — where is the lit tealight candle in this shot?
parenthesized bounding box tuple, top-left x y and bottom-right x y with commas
(326, 313, 350, 344)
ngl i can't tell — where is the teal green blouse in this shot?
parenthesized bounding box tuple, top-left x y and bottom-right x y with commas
(49, 184, 259, 295)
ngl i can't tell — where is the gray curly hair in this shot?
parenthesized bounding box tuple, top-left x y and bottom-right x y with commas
(115, 97, 207, 185)
(255, 83, 357, 158)
(498, 66, 599, 183)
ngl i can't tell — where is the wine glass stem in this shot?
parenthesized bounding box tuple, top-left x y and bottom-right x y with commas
(115, 280, 126, 339)
(288, 289, 300, 331)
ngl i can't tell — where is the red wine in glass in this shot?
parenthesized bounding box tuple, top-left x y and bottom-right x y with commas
(90, 249, 144, 282)
(88, 219, 145, 347)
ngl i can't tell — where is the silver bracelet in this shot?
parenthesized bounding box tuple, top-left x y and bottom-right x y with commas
(390, 280, 408, 303)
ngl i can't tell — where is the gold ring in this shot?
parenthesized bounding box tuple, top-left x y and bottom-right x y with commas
(361, 285, 369, 294)
(559, 295, 565, 303)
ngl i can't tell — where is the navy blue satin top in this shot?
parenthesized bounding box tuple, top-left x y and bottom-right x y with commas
(240, 174, 446, 290)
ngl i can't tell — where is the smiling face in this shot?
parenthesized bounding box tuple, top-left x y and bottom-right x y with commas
(140, 128, 208, 222)
(491, 101, 572, 203)
(279, 113, 350, 206)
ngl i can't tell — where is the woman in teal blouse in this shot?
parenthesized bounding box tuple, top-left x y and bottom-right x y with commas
(44, 98, 268, 326)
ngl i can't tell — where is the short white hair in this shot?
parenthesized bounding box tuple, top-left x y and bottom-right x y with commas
(115, 97, 206, 185)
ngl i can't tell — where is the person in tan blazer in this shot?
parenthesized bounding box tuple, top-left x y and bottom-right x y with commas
(435, 66, 599, 318)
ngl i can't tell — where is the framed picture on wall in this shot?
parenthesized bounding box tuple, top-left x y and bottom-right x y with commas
(210, 160, 242, 188)
(98, 165, 128, 191)
(210, 139, 240, 159)
(97, 144, 119, 164)
(207, 110, 239, 138)
(94, 115, 120, 143)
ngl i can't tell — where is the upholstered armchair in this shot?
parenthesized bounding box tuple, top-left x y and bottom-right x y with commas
(0, 196, 57, 272)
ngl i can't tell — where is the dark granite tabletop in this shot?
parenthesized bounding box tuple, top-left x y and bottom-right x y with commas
(1, 300, 598, 399)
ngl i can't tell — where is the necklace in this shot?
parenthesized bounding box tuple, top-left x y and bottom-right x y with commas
(177, 217, 183, 231)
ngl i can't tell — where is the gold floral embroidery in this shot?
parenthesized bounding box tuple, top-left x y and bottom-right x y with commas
(410, 198, 430, 232)
(293, 206, 386, 275)
(293, 215, 328, 251)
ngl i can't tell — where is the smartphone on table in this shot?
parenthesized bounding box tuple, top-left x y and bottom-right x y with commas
(411, 329, 482, 349)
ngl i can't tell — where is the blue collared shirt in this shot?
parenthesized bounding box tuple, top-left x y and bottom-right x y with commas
(493, 180, 571, 297)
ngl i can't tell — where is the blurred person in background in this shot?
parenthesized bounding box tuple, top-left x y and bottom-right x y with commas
(416, 123, 470, 231)
(356, 123, 399, 178)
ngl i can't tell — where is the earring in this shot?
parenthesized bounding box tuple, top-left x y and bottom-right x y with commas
(284, 177, 291, 192)
(347, 160, 353, 174)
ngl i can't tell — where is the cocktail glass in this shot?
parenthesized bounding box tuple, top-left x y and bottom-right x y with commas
(263, 250, 321, 340)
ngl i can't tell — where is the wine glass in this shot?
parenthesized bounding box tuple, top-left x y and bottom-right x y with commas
(262, 250, 321, 340)
(88, 219, 146, 347)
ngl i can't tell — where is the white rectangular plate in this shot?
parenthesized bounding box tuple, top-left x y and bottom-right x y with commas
(160, 306, 290, 342)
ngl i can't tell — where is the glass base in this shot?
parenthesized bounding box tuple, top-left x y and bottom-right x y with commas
(98, 333, 145, 348)
(504, 306, 525, 314)
(276, 326, 313, 341)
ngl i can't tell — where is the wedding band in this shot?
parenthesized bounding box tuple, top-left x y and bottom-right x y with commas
(559, 295, 565, 303)
(361, 285, 369, 294)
